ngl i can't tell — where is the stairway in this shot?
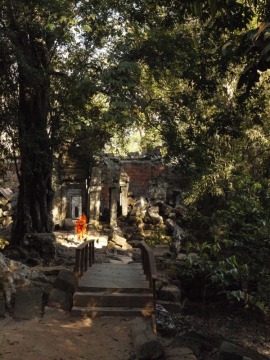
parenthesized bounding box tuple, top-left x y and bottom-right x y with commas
(71, 263, 154, 317)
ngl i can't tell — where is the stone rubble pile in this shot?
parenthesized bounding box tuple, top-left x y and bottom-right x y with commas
(120, 196, 185, 259)
(0, 252, 49, 314)
(0, 188, 17, 231)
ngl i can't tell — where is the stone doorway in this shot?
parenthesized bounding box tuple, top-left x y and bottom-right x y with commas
(71, 195, 82, 219)
(67, 189, 83, 219)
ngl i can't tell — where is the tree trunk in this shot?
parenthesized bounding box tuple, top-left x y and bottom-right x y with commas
(11, 83, 54, 245)
(11, 30, 54, 246)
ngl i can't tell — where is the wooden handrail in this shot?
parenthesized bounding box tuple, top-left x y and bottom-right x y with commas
(74, 239, 95, 290)
(140, 241, 158, 316)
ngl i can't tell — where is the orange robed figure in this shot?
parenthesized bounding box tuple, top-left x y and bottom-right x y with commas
(75, 213, 87, 239)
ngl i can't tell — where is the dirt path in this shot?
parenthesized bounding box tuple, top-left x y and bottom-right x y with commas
(0, 308, 134, 360)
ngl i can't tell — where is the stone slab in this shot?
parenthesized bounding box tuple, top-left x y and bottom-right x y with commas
(54, 269, 74, 294)
(47, 288, 73, 311)
(14, 285, 44, 320)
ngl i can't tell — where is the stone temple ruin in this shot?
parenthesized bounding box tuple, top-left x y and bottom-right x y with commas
(52, 152, 167, 229)
(0, 150, 184, 253)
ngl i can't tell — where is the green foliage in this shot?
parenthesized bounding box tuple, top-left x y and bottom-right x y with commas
(0, 0, 270, 306)
(110, 0, 270, 308)
(145, 227, 171, 246)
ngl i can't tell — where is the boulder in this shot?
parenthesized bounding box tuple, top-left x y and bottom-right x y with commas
(127, 214, 139, 224)
(219, 341, 253, 360)
(14, 284, 44, 320)
(173, 331, 215, 358)
(112, 226, 124, 237)
(63, 218, 75, 231)
(156, 304, 176, 337)
(157, 202, 174, 218)
(3, 203, 12, 211)
(111, 234, 132, 250)
(144, 206, 163, 224)
(54, 269, 74, 294)
(132, 318, 164, 360)
(47, 288, 73, 311)
(157, 285, 181, 302)
(0, 253, 48, 309)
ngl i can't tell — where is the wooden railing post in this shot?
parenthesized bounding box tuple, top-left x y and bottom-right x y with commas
(80, 247, 84, 276)
(84, 243, 89, 272)
(74, 248, 80, 289)
(139, 241, 158, 331)
(73, 239, 95, 290)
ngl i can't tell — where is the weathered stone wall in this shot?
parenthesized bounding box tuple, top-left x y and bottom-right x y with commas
(1, 154, 168, 227)
(98, 157, 166, 213)
(52, 155, 88, 226)
(122, 159, 165, 199)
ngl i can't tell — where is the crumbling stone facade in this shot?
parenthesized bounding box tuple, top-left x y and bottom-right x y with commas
(0, 151, 168, 230)
(88, 154, 166, 226)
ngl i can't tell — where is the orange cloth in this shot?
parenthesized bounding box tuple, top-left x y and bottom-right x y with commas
(75, 214, 87, 239)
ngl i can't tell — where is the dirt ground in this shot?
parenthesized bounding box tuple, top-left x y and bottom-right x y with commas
(0, 308, 134, 360)
(1, 237, 270, 360)
(1, 302, 270, 360)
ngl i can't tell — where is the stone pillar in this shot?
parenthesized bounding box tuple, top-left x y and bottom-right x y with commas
(88, 185, 102, 225)
(88, 167, 102, 225)
(120, 185, 129, 217)
(109, 187, 118, 227)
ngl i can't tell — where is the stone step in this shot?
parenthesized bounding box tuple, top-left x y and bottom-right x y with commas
(77, 285, 152, 294)
(82, 272, 146, 280)
(78, 274, 150, 290)
(89, 264, 144, 271)
(73, 291, 154, 308)
(90, 263, 143, 269)
(71, 306, 153, 317)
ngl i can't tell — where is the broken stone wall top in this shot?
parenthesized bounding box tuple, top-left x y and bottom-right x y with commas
(100, 158, 122, 186)
(96, 152, 166, 199)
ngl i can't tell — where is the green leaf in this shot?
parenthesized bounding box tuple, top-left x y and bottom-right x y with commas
(82, 24, 92, 32)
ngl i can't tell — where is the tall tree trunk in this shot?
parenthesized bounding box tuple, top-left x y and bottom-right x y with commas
(11, 82, 54, 245)
(11, 31, 54, 245)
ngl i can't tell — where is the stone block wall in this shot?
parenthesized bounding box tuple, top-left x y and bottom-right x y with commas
(122, 160, 165, 199)
(0, 155, 168, 227)
(99, 159, 166, 212)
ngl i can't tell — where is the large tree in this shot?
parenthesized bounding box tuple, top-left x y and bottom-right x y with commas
(1, 0, 269, 250)
(0, 0, 120, 245)
(1, 1, 65, 244)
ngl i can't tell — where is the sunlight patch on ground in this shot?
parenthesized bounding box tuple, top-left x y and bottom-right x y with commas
(61, 316, 93, 329)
